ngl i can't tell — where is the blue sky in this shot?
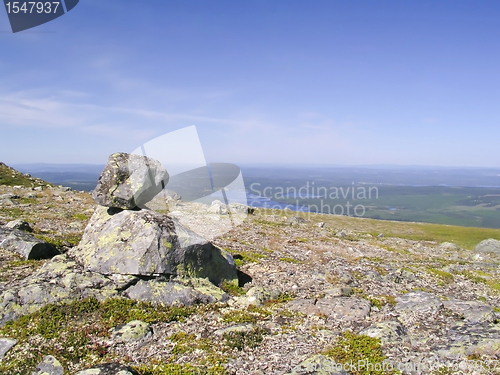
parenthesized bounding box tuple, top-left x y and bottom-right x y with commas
(0, 1, 499, 167)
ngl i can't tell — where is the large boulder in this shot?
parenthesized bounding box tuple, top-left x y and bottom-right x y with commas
(92, 152, 169, 210)
(0, 227, 58, 259)
(70, 206, 238, 286)
(475, 239, 500, 254)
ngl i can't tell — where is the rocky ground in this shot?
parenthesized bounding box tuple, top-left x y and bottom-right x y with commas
(1, 174, 500, 374)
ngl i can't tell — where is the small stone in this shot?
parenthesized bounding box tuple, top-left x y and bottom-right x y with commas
(32, 355, 64, 375)
(377, 233, 384, 238)
(439, 242, 459, 251)
(0, 338, 17, 360)
(360, 320, 406, 344)
(111, 320, 151, 343)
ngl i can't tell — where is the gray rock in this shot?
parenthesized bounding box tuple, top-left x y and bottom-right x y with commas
(71, 206, 238, 285)
(32, 355, 64, 375)
(5, 219, 32, 232)
(287, 297, 371, 321)
(439, 242, 459, 251)
(443, 298, 496, 323)
(164, 189, 181, 201)
(92, 152, 169, 210)
(111, 320, 151, 343)
(125, 279, 227, 306)
(395, 291, 443, 314)
(0, 227, 58, 259)
(377, 233, 384, 238)
(207, 200, 228, 215)
(475, 239, 500, 254)
(326, 267, 356, 285)
(235, 286, 280, 307)
(316, 222, 325, 228)
(360, 320, 406, 343)
(74, 363, 139, 375)
(0, 338, 17, 360)
(336, 230, 348, 238)
(0, 255, 118, 326)
(436, 322, 500, 359)
(288, 216, 306, 225)
(323, 287, 353, 297)
(228, 202, 251, 215)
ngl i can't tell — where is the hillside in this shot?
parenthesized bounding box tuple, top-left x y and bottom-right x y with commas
(1, 164, 500, 374)
(0, 162, 53, 188)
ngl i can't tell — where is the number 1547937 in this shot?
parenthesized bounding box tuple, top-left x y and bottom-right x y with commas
(5, 2, 60, 14)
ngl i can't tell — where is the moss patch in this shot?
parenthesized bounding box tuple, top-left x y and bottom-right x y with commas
(323, 331, 395, 375)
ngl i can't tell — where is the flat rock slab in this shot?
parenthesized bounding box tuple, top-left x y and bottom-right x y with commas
(436, 322, 500, 358)
(111, 320, 151, 343)
(71, 206, 238, 286)
(359, 320, 407, 344)
(0, 338, 17, 360)
(443, 298, 496, 323)
(475, 239, 500, 254)
(0, 254, 119, 326)
(125, 279, 227, 306)
(286, 297, 371, 321)
(92, 152, 169, 210)
(75, 363, 139, 375)
(32, 355, 63, 375)
(395, 291, 443, 314)
(126, 280, 227, 306)
(0, 227, 58, 260)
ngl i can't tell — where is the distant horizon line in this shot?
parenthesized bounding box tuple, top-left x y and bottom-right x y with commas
(8, 162, 500, 170)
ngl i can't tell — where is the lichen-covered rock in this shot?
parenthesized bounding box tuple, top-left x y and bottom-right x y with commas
(0, 255, 119, 326)
(286, 297, 371, 321)
(395, 291, 443, 314)
(0, 227, 58, 259)
(70, 206, 238, 286)
(360, 320, 406, 343)
(439, 242, 459, 251)
(111, 320, 151, 343)
(125, 279, 228, 306)
(475, 238, 500, 254)
(436, 322, 500, 358)
(74, 363, 139, 375)
(443, 298, 497, 323)
(32, 355, 64, 375)
(234, 286, 280, 307)
(92, 152, 169, 210)
(0, 338, 17, 360)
